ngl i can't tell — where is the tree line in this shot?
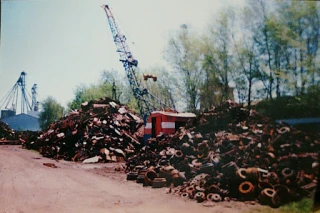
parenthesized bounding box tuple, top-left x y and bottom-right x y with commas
(39, 0, 320, 129)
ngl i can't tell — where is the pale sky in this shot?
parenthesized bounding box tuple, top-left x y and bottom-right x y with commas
(1, 0, 245, 113)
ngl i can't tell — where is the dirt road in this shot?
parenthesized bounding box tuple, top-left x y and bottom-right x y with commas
(0, 146, 263, 213)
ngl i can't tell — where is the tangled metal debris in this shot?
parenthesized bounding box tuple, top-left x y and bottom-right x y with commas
(125, 100, 320, 208)
(25, 97, 144, 163)
(0, 121, 17, 142)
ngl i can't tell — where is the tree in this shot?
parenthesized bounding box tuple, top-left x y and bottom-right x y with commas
(67, 83, 113, 111)
(165, 24, 205, 112)
(67, 69, 133, 111)
(39, 96, 64, 130)
(140, 66, 178, 110)
(231, 5, 262, 107)
(202, 8, 236, 105)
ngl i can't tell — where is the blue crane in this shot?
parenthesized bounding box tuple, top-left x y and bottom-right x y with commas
(102, 5, 172, 122)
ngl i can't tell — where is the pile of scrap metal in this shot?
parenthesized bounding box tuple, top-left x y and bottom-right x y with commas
(0, 120, 19, 144)
(25, 97, 144, 163)
(125, 100, 320, 208)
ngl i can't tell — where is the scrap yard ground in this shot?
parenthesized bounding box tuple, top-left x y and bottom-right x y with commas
(0, 145, 267, 213)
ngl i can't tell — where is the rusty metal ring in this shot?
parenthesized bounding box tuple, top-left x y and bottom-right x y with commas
(207, 184, 220, 193)
(278, 127, 290, 134)
(239, 181, 254, 194)
(263, 188, 275, 197)
(197, 153, 205, 159)
(271, 190, 283, 208)
(194, 192, 206, 202)
(281, 168, 294, 178)
(174, 150, 183, 158)
(144, 170, 158, 185)
(207, 193, 222, 202)
(186, 186, 195, 196)
(236, 168, 248, 179)
(192, 159, 202, 167)
(166, 148, 175, 156)
(259, 188, 275, 205)
(181, 192, 189, 199)
(195, 185, 205, 192)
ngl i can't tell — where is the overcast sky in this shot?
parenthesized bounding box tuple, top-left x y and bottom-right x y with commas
(1, 0, 245, 113)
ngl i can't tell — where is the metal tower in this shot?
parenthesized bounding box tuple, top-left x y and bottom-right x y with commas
(31, 84, 39, 111)
(102, 5, 171, 122)
(0, 72, 33, 117)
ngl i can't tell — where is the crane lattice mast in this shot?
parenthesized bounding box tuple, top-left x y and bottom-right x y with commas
(31, 84, 39, 111)
(0, 72, 33, 115)
(102, 5, 170, 122)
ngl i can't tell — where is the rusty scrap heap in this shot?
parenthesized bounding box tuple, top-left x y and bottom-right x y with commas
(0, 120, 17, 141)
(26, 97, 144, 162)
(126, 100, 319, 207)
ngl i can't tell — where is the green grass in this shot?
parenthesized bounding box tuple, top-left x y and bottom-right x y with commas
(243, 198, 314, 213)
(278, 198, 314, 213)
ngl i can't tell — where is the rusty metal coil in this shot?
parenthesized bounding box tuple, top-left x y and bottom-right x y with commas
(238, 181, 255, 195)
(190, 179, 199, 185)
(271, 187, 290, 208)
(281, 168, 294, 179)
(174, 150, 183, 158)
(192, 159, 202, 168)
(236, 168, 248, 180)
(278, 127, 290, 134)
(186, 185, 195, 197)
(197, 142, 209, 153)
(170, 169, 179, 176)
(194, 173, 208, 181)
(206, 184, 220, 194)
(197, 153, 205, 159)
(246, 167, 260, 181)
(159, 150, 166, 156)
(195, 185, 205, 192)
(166, 148, 175, 156)
(144, 170, 158, 186)
(266, 152, 275, 159)
(259, 188, 276, 205)
(194, 192, 206, 202)
(207, 193, 222, 202)
(181, 192, 189, 199)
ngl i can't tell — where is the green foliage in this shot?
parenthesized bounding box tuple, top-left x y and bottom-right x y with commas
(279, 198, 314, 213)
(67, 69, 130, 111)
(243, 198, 314, 213)
(254, 90, 320, 119)
(165, 24, 205, 112)
(140, 66, 178, 109)
(39, 96, 64, 130)
(67, 83, 113, 111)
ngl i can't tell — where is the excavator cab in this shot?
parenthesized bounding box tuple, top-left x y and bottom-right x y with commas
(144, 111, 196, 141)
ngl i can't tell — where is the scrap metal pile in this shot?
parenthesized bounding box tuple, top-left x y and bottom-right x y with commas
(125, 100, 320, 207)
(26, 97, 144, 162)
(0, 120, 17, 141)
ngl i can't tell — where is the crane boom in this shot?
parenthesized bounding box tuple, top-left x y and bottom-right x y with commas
(102, 5, 170, 122)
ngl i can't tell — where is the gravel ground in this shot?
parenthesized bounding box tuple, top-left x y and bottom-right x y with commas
(0, 145, 275, 213)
